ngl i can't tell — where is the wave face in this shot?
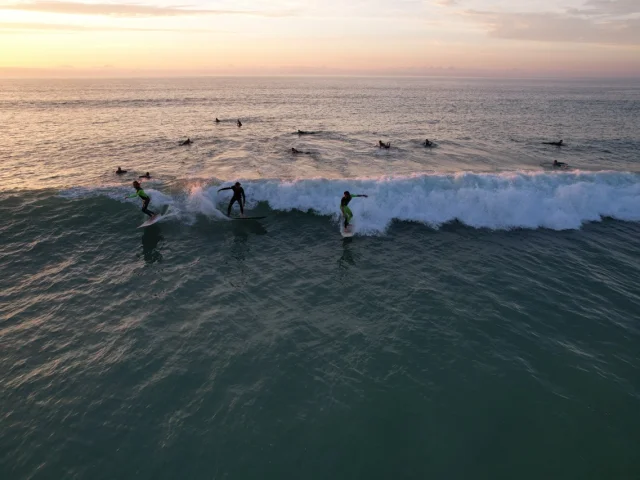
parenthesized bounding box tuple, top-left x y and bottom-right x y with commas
(60, 171, 640, 234)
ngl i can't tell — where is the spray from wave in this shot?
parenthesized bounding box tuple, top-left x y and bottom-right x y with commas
(60, 171, 640, 233)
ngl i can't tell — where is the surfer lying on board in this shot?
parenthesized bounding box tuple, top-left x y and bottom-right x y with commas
(126, 181, 156, 218)
(553, 160, 568, 168)
(115, 167, 127, 174)
(218, 182, 246, 217)
(543, 139, 563, 146)
(379, 140, 390, 149)
(341, 191, 368, 229)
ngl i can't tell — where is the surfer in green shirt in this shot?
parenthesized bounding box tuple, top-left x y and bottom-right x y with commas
(341, 191, 368, 229)
(126, 181, 156, 218)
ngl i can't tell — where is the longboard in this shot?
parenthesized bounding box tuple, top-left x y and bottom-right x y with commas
(137, 205, 169, 228)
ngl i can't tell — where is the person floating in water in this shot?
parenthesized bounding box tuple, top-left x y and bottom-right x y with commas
(340, 191, 368, 229)
(291, 147, 310, 154)
(215, 118, 220, 123)
(115, 167, 127, 174)
(180, 138, 192, 146)
(126, 181, 156, 218)
(424, 139, 434, 147)
(543, 140, 563, 146)
(139, 172, 151, 179)
(553, 160, 568, 168)
(218, 182, 246, 217)
(379, 140, 390, 149)
(237, 119, 242, 127)
(297, 130, 315, 135)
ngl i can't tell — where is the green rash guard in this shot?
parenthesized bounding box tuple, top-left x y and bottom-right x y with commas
(127, 188, 150, 201)
(340, 194, 364, 221)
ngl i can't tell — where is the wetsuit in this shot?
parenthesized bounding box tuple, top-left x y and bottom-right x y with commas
(341, 194, 364, 228)
(219, 185, 245, 216)
(127, 188, 155, 217)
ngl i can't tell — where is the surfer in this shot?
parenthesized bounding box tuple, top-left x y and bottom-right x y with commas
(543, 140, 563, 146)
(218, 182, 246, 217)
(126, 181, 156, 218)
(215, 118, 220, 123)
(379, 141, 390, 149)
(115, 167, 127, 174)
(553, 160, 568, 168)
(291, 147, 310, 154)
(180, 138, 192, 146)
(139, 172, 151, 179)
(340, 191, 368, 229)
(237, 119, 242, 127)
(297, 130, 315, 135)
(424, 139, 434, 147)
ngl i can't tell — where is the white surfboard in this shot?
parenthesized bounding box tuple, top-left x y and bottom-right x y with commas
(137, 206, 169, 228)
(340, 222, 355, 238)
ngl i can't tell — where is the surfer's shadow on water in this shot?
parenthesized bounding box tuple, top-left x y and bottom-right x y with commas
(139, 225, 164, 263)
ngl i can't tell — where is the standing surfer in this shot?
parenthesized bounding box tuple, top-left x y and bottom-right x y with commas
(341, 191, 368, 229)
(218, 182, 246, 217)
(126, 181, 156, 218)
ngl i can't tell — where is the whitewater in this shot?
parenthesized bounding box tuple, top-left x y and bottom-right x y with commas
(61, 171, 640, 233)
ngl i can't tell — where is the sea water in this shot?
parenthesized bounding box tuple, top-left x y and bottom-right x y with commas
(1, 77, 640, 479)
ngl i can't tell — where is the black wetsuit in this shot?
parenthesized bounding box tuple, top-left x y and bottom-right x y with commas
(219, 185, 245, 216)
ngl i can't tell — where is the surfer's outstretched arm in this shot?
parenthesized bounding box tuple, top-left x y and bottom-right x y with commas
(352, 194, 368, 198)
(218, 187, 232, 192)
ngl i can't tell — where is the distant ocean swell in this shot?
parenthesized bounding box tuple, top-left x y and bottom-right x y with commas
(58, 171, 640, 234)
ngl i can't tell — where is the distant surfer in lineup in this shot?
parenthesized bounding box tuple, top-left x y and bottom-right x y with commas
(218, 182, 246, 217)
(297, 130, 315, 135)
(424, 139, 434, 147)
(139, 172, 151, 179)
(215, 118, 220, 123)
(553, 160, 568, 168)
(543, 140, 563, 146)
(180, 138, 192, 146)
(340, 191, 368, 229)
(291, 147, 310, 154)
(237, 119, 242, 127)
(126, 181, 156, 218)
(115, 167, 127, 174)
(379, 140, 390, 149)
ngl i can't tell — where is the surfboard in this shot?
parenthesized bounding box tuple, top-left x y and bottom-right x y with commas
(340, 224, 355, 238)
(137, 205, 169, 228)
(229, 216, 266, 220)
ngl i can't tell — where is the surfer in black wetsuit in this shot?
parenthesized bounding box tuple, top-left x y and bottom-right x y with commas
(379, 140, 390, 149)
(180, 138, 192, 145)
(297, 130, 315, 135)
(218, 182, 245, 217)
(139, 172, 151, 179)
(291, 147, 310, 154)
(237, 119, 242, 127)
(424, 139, 434, 147)
(215, 118, 220, 123)
(543, 140, 563, 146)
(115, 167, 127, 174)
(553, 160, 568, 168)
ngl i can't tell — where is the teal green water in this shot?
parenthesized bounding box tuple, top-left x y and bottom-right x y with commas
(1, 78, 640, 479)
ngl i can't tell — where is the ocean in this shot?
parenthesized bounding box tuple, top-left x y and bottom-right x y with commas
(1, 76, 640, 479)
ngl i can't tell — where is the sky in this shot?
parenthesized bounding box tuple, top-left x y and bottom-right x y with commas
(0, 0, 639, 77)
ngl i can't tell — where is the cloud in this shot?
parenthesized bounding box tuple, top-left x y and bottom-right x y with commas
(434, 0, 457, 6)
(572, 0, 640, 15)
(0, 21, 216, 32)
(466, 10, 640, 46)
(0, 1, 296, 17)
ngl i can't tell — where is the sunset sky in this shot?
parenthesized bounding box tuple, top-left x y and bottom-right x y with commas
(0, 0, 639, 77)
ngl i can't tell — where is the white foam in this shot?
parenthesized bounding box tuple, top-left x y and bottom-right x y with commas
(61, 171, 640, 233)
(214, 171, 640, 232)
